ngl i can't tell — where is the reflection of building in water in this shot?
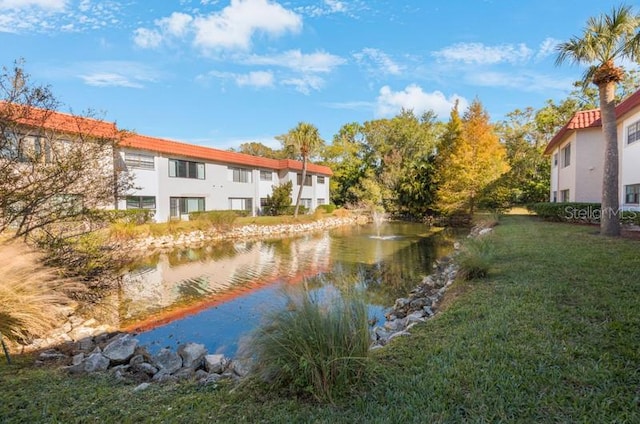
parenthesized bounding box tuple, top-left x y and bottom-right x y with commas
(117, 232, 332, 329)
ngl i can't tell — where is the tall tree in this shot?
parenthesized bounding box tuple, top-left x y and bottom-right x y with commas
(277, 122, 324, 217)
(0, 61, 132, 238)
(555, 5, 640, 236)
(436, 99, 509, 217)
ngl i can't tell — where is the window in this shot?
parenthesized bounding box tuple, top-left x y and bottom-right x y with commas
(301, 198, 312, 209)
(1, 131, 27, 161)
(317, 176, 325, 184)
(625, 184, 640, 204)
(34, 137, 51, 163)
(553, 154, 558, 167)
(229, 197, 253, 211)
(170, 197, 205, 218)
(560, 189, 570, 202)
(317, 198, 326, 205)
(169, 159, 205, 179)
(126, 196, 156, 210)
(552, 191, 557, 203)
(230, 167, 252, 183)
(627, 120, 640, 145)
(260, 170, 273, 181)
(561, 144, 571, 168)
(125, 152, 154, 170)
(297, 173, 312, 186)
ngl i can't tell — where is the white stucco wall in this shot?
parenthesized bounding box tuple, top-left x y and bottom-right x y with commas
(574, 128, 604, 203)
(620, 109, 640, 210)
(556, 134, 576, 201)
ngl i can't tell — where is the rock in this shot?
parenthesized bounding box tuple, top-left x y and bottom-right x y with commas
(384, 318, 406, 332)
(152, 349, 183, 374)
(133, 382, 151, 392)
(199, 373, 222, 386)
(83, 353, 110, 373)
(38, 349, 67, 362)
(72, 353, 85, 366)
(229, 359, 250, 377)
(152, 370, 177, 383)
(131, 362, 158, 376)
(387, 331, 411, 342)
(393, 297, 410, 310)
(406, 310, 426, 322)
(177, 343, 207, 369)
(409, 297, 431, 310)
(173, 367, 195, 380)
(423, 306, 434, 317)
(103, 335, 138, 363)
(129, 354, 145, 366)
(204, 354, 228, 374)
(69, 326, 95, 341)
(77, 337, 95, 353)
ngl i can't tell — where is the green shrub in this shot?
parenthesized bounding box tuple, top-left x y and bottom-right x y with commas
(456, 237, 495, 280)
(88, 209, 154, 225)
(244, 288, 371, 403)
(527, 202, 601, 223)
(283, 205, 308, 215)
(189, 210, 239, 227)
(316, 204, 336, 214)
(262, 182, 293, 216)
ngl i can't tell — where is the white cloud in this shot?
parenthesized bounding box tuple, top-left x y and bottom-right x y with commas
(157, 12, 193, 38)
(76, 61, 160, 88)
(376, 85, 469, 119)
(243, 50, 345, 73)
(0, 0, 66, 10)
(353, 48, 403, 76)
(282, 74, 324, 95)
(134, 0, 302, 52)
(236, 70, 274, 87)
(80, 73, 144, 88)
(466, 71, 574, 92)
(199, 70, 275, 88)
(0, 0, 122, 33)
(433, 42, 533, 65)
(324, 0, 346, 13)
(133, 28, 163, 49)
(536, 37, 560, 60)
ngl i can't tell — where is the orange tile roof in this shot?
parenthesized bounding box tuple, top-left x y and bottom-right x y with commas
(121, 133, 333, 176)
(0, 101, 117, 139)
(544, 109, 601, 155)
(1, 102, 332, 176)
(544, 87, 640, 155)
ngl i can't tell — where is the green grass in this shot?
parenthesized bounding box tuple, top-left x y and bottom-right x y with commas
(1, 216, 639, 422)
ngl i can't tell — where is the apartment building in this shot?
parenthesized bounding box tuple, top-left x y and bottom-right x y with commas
(545, 89, 640, 211)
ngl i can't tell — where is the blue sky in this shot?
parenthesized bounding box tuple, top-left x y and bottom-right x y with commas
(0, 0, 632, 150)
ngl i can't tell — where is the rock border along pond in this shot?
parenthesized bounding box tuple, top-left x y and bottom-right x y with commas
(33, 220, 494, 391)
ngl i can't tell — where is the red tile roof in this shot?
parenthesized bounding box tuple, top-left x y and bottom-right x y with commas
(0, 102, 117, 139)
(1, 102, 332, 176)
(544, 109, 602, 155)
(121, 133, 333, 176)
(544, 88, 640, 155)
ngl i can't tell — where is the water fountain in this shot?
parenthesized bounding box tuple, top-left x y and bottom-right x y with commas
(370, 210, 399, 240)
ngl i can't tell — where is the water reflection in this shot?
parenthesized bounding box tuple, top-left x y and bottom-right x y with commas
(107, 223, 458, 356)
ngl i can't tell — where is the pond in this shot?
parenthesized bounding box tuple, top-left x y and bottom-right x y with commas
(100, 222, 459, 357)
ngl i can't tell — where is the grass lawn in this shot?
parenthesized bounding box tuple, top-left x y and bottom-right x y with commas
(1, 215, 639, 423)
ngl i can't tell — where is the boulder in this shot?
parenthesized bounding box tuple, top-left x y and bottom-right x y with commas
(131, 362, 158, 376)
(103, 335, 138, 363)
(204, 354, 228, 374)
(409, 297, 431, 310)
(83, 353, 110, 373)
(152, 348, 183, 374)
(177, 343, 207, 369)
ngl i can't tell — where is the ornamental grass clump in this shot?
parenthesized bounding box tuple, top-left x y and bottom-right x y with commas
(456, 237, 496, 280)
(244, 288, 371, 403)
(0, 241, 79, 350)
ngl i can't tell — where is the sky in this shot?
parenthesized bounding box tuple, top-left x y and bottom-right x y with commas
(0, 0, 634, 150)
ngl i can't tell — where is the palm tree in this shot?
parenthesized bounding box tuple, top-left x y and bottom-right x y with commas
(555, 5, 640, 236)
(277, 122, 324, 217)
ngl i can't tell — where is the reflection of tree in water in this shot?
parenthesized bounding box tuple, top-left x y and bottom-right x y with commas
(304, 229, 460, 308)
(174, 276, 213, 301)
